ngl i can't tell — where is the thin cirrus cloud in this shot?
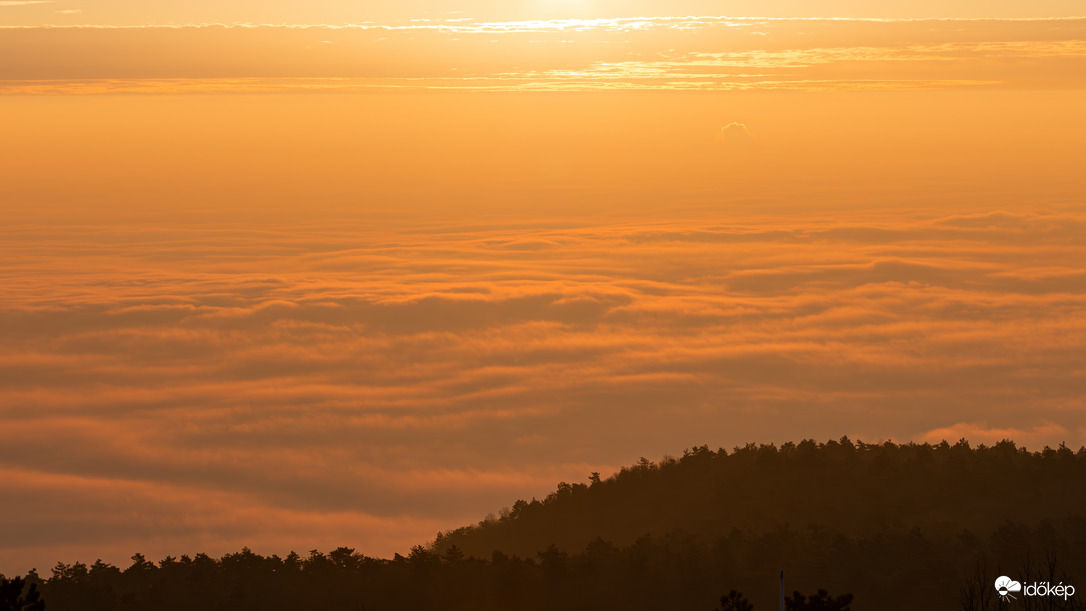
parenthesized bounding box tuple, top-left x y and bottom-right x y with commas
(1, 17, 1085, 92)
(2, 205, 1085, 573)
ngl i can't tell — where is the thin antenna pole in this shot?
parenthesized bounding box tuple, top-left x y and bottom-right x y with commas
(779, 570, 785, 611)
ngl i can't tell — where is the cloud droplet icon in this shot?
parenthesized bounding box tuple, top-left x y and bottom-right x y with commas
(995, 576, 1023, 599)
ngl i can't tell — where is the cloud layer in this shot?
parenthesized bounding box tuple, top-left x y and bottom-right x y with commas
(2, 205, 1085, 574)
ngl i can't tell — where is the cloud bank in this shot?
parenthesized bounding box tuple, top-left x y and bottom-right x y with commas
(2, 207, 1084, 574)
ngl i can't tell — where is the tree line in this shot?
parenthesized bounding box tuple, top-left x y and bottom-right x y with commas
(5, 438, 1086, 610)
(435, 438, 1086, 559)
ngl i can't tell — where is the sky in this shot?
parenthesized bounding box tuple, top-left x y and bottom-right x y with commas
(1, 0, 1085, 24)
(2, 0, 1086, 577)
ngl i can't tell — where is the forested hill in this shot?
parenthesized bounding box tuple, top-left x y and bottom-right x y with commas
(432, 438, 1086, 559)
(15, 438, 1086, 611)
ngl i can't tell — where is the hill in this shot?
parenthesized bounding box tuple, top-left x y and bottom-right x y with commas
(19, 438, 1086, 611)
(431, 438, 1086, 559)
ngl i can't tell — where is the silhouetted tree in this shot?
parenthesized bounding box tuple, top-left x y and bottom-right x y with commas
(959, 561, 998, 611)
(716, 590, 754, 611)
(537, 544, 569, 580)
(442, 546, 465, 564)
(786, 589, 853, 611)
(0, 576, 46, 611)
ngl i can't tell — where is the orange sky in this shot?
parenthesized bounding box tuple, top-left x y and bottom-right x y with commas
(2, 0, 1085, 24)
(1, 0, 1085, 577)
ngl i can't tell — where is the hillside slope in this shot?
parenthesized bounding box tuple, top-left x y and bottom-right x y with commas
(432, 438, 1086, 558)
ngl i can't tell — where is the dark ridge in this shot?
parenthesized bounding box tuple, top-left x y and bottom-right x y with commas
(15, 438, 1086, 611)
(432, 438, 1086, 559)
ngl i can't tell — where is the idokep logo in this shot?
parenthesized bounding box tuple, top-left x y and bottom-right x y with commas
(995, 576, 1022, 600)
(995, 576, 1076, 602)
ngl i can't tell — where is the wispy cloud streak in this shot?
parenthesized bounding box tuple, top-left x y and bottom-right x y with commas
(1, 17, 1084, 92)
